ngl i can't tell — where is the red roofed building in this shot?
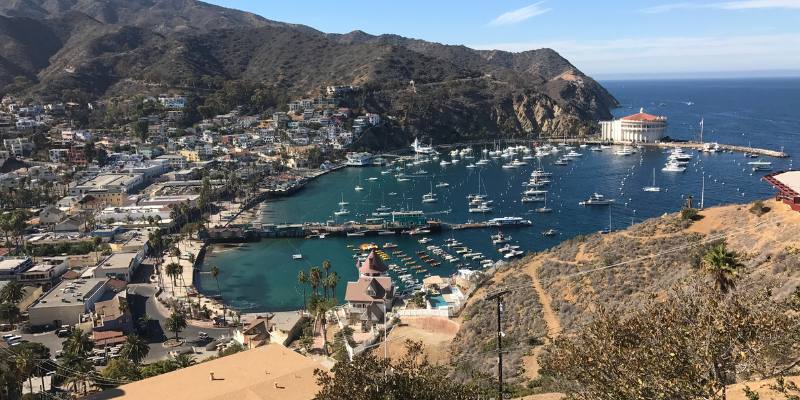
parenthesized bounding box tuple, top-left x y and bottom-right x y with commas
(600, 108, 667, 143)
(764, 170, 800, 211)
(344, 251, 394, 326)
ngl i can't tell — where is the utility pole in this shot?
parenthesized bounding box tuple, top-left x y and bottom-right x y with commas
(487, 289, 510, 400)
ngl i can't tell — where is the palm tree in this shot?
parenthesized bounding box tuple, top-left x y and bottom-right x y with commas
(210, 265, 225, 324)
(702, 243, 744, 295)
(165, 263, 182, 295)
(173, 354, 196, 368)
(0, 303, 20, 327)
(309, 267, 321, 297)
(0, 281, 24, 304)
(13, 348, 35, 395)
(322, 260, 332, 298)
(297, 270, 308, 309)
(165, 311, 187, 341)
(327, 272, 339, 300)
(121, 334, 150, 365)
(63, 329, 93, 357)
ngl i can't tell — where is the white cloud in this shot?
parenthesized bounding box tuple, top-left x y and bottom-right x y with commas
(469, 33, 800, 75)
(640, 0, 800, 13)
(489, 2, 552, 26)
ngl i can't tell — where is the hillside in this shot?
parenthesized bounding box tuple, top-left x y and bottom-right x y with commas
(0, 0, 617, 145)
(451, 198, 800, 394)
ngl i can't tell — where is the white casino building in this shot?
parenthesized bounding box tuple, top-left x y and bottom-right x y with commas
(600, 108, 667, 143)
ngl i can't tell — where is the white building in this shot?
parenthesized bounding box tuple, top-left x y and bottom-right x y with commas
(28, 277, 110, 327)
(600, 108, 667, 143)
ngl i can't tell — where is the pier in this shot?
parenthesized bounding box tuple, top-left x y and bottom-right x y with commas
(646, 141, 788, 158)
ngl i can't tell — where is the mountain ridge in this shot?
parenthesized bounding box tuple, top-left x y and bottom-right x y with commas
(0, 0, 618, 144)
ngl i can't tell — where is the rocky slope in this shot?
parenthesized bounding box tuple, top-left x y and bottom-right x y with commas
(451, 199, 800, 390)
(0, 0, 618, 145)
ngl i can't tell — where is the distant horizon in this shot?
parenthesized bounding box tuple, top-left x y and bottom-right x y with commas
(595, 69, 800, 81)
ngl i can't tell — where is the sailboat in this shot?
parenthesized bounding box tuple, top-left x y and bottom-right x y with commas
(535, 192, 553, 213)
(354, 170, 364, 191)
(422, 181, 438, 203)
(643, 168, 661, 192)
(335, 194, 350, 216)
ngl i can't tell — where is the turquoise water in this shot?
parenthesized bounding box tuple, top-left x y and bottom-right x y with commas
(429, 295, 448, 308)
(198, 78, 800, 312)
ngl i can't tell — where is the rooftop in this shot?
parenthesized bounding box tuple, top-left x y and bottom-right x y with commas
(765, 170, 800, 197)
(32, 277, 107, 309)
(620, 110, 667, 122)
(87, 344, 324, 400)
(0, 257, 31, 272)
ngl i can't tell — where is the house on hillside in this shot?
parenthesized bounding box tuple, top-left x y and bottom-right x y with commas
(344, 251, 394, 328)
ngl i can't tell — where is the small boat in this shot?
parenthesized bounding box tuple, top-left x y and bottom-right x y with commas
(468, 203, 493, 213)
(334, 208, 350, 216)
(522, 196, 545, 203)
(535, 193, 553, 213)
(338, 193, 349, 206)
(590, 146, 602, 152)
(466, 163, 477, 169)
(748, 159, 772, 171)
(367, 177, 378, 181)
(422, 182, 438, 203)
(643, 168, 661, 192)
(440, 160, 451, 166)
(564, 150, 582, 158)
(383, 242, 398, 249)
(435, 181, 450, 188)
(397, 177, 410, 182)
(346, 231, 366, 237)
(380, 170, 392, 175)
(614, 146, 634, 156)
(418, 237, 432, 244)
(662, 161, 686, 172)
(354, 185, 364, 191)
(554, 158, 568, 166)
(542, 229, 557, 236)
(292, 254, 303, 260)
(378, 230, 395, 236)
(579, 193, 613, 206)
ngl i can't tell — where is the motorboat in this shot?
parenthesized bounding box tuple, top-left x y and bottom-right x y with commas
(522, 196, 545, 203)
(439, 160, 451, 166)
(614, 146, 634, 156)
(579, 193, 613, 206)
(565, 150, 582, 158)
(542, 229, 557, 236)
(466, 163, 477, 169)
(354, 185, 364, 191)
(435, 181, 450, 188)
(422, 182, 438, 203)
(491, 232, 510, 245)
(748, 159, 773, 171)
(468, 203, 493, 213)
(554, 158, 568, 166)
(535, 193, 553, 213)
(662, 161, 686, 172)
(292, 254, 303, 260)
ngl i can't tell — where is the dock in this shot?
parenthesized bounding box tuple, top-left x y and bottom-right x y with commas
(644, 141, 788, 158)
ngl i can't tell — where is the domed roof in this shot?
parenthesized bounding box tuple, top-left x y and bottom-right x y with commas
(357, 250, 387, 276)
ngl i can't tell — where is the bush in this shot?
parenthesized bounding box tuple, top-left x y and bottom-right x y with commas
(680, 207, 699, 221)
(750, 200, 770, 216)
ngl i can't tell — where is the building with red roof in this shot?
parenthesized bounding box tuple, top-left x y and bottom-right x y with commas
(344, 250, 394, 326)
(600, 108, 667, 143)
(764, 171, 800, 211)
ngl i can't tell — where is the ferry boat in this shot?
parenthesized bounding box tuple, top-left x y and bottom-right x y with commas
(411, 138, 437, 155)
(488, 217, 532, 227)
(345, 152, 373, 166)
(579, 193, 613, 206)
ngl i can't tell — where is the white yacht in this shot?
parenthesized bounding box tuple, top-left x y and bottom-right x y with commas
(354, 185, 364, 191)
(466, 163, 477, 169)
(435, 181, 450, 188)
(565, 150, 583, 158)
(662, 161, 686, 172)
(535, 193, 553, 213)
(748, 159, 773, 171)
(468, 203, 493, 213)
(439, 160, 451, 166)
(411, 138, 437, 155)
(579, 193, 613, 206)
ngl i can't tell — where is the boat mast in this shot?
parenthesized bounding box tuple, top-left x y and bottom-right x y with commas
(700, 174, 705, 210)
(699, 118, 704, 143)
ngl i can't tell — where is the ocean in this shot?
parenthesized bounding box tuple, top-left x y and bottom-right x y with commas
(198, 78, 800, 313)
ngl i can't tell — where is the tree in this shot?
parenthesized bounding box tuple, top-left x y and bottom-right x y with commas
(165, 311, 187, 341)
(298, 270, 308, 309)
(13, 347, 36, 395)
(0, 281, 24, 304)
(133, 120, 149, 142)
(540, 280, 800, 400)
(172, 353, 195, 368)
(309, 267, 322, 297)
(314, 341, 488, 400)
(702, 243, 743, 295)
(0, 303, 20, 326)
(165, 262, 183, 294)
(140, 359, 179, 378)
(99, 358, 141, 388)
(121, 334, 150, 365)
(210, 265, 226, 324)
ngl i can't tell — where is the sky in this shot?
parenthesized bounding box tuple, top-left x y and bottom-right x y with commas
(207, 0, 800, 79)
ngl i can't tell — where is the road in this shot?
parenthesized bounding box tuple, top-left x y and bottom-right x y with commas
(129, 262, 233, 362)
